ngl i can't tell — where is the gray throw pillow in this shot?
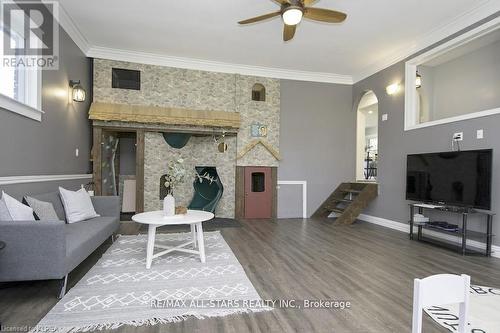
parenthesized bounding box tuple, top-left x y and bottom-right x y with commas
(24, 196, 59, 221)
(0, 199, 12, 221)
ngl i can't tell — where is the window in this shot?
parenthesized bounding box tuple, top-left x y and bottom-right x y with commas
(251, 172, 265, 192)
(251, 83, 266, 101)
(0, 24, 42, 121)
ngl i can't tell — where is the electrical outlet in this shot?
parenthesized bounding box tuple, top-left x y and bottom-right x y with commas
(453, 132, 463, 141)
(382, 114, 388, 121)
(477, 129, 484, 139)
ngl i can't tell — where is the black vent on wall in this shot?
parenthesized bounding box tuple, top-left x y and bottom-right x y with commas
(112, 68, 141, 90)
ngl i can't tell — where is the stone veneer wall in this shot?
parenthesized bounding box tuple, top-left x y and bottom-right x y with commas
(93, 59, 280, 217)
(144, 133, 236, 217)
(235, 77, 280, 167)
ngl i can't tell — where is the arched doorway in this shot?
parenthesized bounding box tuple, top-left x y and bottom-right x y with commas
(356, 91, 379, 181)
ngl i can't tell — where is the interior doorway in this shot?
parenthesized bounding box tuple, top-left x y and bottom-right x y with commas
(235, 166, 277, 219)
(98, 130, 138, 219)
(244, 166, 272, 219)
(356, 91, 379, 182)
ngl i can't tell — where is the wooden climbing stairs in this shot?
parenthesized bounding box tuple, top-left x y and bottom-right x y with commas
(312, 182, 378, 224)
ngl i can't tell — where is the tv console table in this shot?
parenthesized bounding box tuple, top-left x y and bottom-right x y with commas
(409, 203, 494, 256)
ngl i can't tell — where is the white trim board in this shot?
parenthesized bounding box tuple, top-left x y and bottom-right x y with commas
(87, 46, 353, 85)
(0, 94, 44, 122)
(358, 214, 500, 259)
(405, 108, 500, 131)
(0, 174, 92, 186)
(277, 180, 308, 219)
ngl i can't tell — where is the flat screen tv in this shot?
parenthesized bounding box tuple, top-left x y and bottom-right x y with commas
(406, 149, 492, 210)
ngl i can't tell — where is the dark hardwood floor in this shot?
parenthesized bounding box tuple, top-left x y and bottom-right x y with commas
(1, 218, 500, 333)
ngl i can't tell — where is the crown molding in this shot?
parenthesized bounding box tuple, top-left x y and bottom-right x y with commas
(45, 0, 90, 54)
(86, 46, 353, 85)
(53, 0, 499, 85)
(352, 0, 500, 83)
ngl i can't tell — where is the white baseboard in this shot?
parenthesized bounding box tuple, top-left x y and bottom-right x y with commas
(358, 214, 500, 259)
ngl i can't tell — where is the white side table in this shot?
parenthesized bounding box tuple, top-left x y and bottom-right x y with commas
(132, 210, 214, 268)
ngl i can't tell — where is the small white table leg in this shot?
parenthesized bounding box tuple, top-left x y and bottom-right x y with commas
(146, 225, 157, 269)
(196, 222, 206, 263)
(191, 224, 197, 248)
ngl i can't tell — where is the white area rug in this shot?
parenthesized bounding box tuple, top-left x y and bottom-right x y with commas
(32, 232, 271, 333)
(425, 285, 500, 332)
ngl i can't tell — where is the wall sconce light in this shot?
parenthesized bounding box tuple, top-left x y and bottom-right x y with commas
(415, 72, 422, 88)
(386, 83, 401, 95)
(69, 80, 86, 102)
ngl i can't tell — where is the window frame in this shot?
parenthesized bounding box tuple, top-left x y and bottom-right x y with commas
(404, 17, 500, 131)
(0, 10, 44, 122)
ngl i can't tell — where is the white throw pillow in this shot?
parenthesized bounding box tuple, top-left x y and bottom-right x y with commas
(0, 197, 13, 221)
(1, 191, 35, 221)
(59, 187, 100, 224)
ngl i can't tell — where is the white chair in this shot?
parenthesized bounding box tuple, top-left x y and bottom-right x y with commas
(412, 274, 470, 333)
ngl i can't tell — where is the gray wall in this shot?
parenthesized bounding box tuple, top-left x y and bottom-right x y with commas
(279, 80, 354, 217)
(0, 26, 92, 199)
(419, 38, 500, 121)
(353, 13, 500, 246)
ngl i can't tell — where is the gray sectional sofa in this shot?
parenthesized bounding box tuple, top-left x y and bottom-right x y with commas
(0, 192, 120, 298)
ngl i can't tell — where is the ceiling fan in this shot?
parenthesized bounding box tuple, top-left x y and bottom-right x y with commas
(238, 0, 347, 41)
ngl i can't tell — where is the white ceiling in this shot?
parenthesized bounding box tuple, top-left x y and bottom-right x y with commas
(58, 0, 500, 83)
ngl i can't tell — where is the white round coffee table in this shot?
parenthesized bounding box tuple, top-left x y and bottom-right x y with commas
(132, 210, 214, 268)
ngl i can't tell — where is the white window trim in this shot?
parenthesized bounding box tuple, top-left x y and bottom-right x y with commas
(0, 4, 44, 122)
(404, 16, 500, 131)
(0, 93, 44, 121)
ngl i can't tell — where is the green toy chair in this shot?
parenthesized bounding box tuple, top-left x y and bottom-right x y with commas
(188, 166, 223, 213)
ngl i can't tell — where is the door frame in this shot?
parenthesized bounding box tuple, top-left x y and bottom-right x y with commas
(92, 126, 145, 213)
(235, 166, 277, 219)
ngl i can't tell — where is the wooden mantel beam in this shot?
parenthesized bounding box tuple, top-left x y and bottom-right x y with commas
(89, 102, 241, 129)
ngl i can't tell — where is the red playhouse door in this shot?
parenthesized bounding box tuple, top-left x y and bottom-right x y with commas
(244, 167, 272, 219)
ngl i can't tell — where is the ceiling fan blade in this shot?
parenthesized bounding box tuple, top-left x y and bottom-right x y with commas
(302, 0, 318, 5)
(238, 11, 281, 24)
(303, 7, 347, 23)
(272, 0, 289, 5)
(283, 24, 296, 41)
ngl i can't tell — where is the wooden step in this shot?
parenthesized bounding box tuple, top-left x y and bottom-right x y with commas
(312, 182, 378, 224)
(329, 198, 352, 205)
(342, 189, 362, 194)
(328, 207, 345, 214)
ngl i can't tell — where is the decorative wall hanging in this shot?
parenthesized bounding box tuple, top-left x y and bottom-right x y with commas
(237, 139, 281, 161)
(218, 142, 228, 153)
(251, 123, 268, 138)
(213, 131, 228, 153)
(162, 133, 191, 149)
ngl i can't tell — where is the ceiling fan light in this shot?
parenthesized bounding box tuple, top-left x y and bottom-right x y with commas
(282, 7, 303, 25)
